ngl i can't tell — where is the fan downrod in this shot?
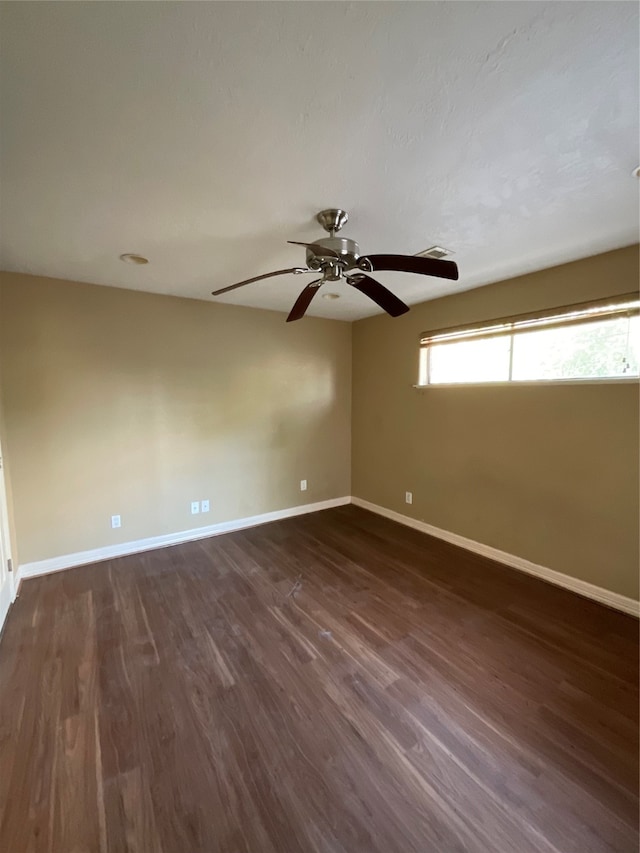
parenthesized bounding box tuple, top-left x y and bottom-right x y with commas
(317, 209, 348, 236)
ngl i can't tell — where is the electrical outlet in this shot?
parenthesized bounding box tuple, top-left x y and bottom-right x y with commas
(405, 491, 413, 505)
(111, 515, 121, 529)
(191, 501, 200, 514)
(201, 499, 210, 513)
(300, 479, 307, 492)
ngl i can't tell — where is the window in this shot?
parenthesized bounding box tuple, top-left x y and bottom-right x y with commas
(418, 295, 640, 385)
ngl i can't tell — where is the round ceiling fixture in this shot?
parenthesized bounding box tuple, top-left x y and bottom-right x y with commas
(633, 166, 640, 178)
(322, 292, 340, 300)
(119, 253, 149, 265)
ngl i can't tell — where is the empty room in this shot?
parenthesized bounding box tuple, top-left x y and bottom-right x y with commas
(0, 2, 638, 852)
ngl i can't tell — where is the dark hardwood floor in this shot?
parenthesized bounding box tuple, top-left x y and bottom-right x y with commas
(0, 505, 638, 852)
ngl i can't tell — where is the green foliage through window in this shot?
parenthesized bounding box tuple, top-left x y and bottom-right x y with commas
(419, 303, 639, 385)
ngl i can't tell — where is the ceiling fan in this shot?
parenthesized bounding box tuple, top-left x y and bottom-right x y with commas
(211, 209, 459, 322)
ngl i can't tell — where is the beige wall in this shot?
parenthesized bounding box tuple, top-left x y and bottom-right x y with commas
(0, 273, 352, 564)
(352, 245, 640, 600)
(2, 248, 638, 600)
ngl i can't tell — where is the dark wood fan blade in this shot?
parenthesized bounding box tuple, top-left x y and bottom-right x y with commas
(286, 279, 323, 322)
(212, 267, 310, 296)
(347, 274, 409, 317)
(360, 254, 459, 281)
(287, 241, 340, 258)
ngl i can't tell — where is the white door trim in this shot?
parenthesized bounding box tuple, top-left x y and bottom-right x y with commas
(0, 435, 15, 634)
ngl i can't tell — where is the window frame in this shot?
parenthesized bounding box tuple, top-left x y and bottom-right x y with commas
(416, 293, 640, 388)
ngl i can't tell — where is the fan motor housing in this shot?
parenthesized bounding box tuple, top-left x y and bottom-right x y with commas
(306, 237, 360, 272)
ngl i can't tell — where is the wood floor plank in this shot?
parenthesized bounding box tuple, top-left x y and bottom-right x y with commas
(0, 505, 637, 852)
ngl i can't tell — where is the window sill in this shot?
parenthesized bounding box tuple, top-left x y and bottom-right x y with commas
(412, 377, 640, 389)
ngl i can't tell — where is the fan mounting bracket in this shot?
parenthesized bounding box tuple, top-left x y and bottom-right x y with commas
(317, 209, 349, 236)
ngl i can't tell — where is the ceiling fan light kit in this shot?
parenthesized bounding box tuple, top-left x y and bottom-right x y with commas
(211, 209, 459, 322)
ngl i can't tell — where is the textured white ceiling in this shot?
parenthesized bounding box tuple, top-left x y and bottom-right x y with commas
(0, 1, 638, 321)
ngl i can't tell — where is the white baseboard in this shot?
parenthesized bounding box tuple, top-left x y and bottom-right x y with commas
(18, 496, 351, 581)
(16, 494, 639, 619)
(351, 497, 640, 618)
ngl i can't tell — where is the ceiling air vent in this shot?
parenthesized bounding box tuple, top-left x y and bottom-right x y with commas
(415, 245, 454, 259)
